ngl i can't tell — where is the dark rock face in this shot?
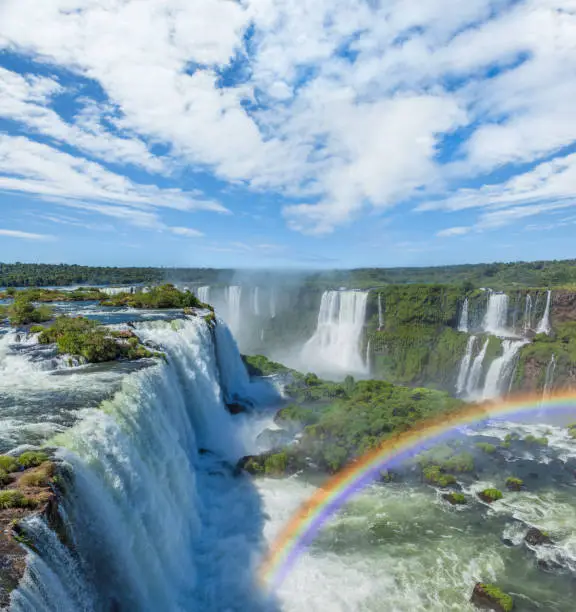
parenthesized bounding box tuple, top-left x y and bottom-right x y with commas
(525, 527, 552, 546)
(552, 291, 576, 324)
(470, 583, 512, 612)
(226, 403, 247, 415)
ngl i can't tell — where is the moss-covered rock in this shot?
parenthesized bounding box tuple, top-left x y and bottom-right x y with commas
(443, 492, 467, 505)
(423, 466, 457, 488)
(237, 451, 305, 477)
(478, 488, 503, 503)
(525, 527, 552, 546)
(505, 477, 524, 491)
(471, 583, 513, 612)
(476, 442, 497, 454)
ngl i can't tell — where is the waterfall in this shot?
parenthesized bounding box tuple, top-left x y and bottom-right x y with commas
(536, 290, 552, 335)
(465, 338, 490, 398)
(483, 292, 509, 335)
(225, 286, 242, 337)
(458, 298, 469, 333)
(378, 294, 383, 330)
(542, 354, 557, 399)
(269, 288, 276, 319)
(524, 294, 533, 334)
(9, 317, 277, 611)
(301, 291, 368, 376)
(365, 338, 372, 375)
(252, 287, 261, 317)
(482, 339, 527, 400)
(456, 336, 476, 395)
(197, 286, 210, 304)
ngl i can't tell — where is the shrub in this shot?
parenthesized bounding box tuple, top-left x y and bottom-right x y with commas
(18, 451, 50, 469)
(505, 477, 524, 491)
(0, 469, 12, 486)
(524, 435, 548, 446)
(476, 442, 497, 454)
(101, 284, 202, 309)
(423, 465, 457, 487)
(18, 462, 55, 487)
(0, 455, 19, 473)
(479, 488, 503, 503)
(0, 490, 34, 509)
(444, 492, 467, 505)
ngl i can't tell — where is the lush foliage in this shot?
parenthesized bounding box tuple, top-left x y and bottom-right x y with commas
(423, 466, 457, 487)
(0, 288, 106, 302)
(0, 294, 52, 326)
(38, 317, 158, 363)
(101, 284, 203, 309)
(0, 490, 34, 510)
(475, 442, 497, 454)
(479, 488, 503, 502)
(524, 435, 548, 446)
(0, 456, 19, 473)
(505, 477, 524, 490)
(17, 452, 49, 469)
(444, 492, 467, 505)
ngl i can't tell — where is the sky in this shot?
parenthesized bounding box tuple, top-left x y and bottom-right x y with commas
(0, 0, 575, 269)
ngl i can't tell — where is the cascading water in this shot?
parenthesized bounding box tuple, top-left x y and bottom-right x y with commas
(197, 286, 210, 304)
(269, 288, 276, 319)
(252, 288, 261, 317)
(524, 294, 533, 334)
(456, 336, 476, 396)
(377, 294, 383, 330)
(543, 354, 557, 399)
(536, 290, 552, 335)
(225, 286, 242, 337)
(482, 339, 527, 400)
(465, 338, 489, 398)
(483, 292, 509, 335)
(7, 317, 279, 612)
(365, 338, 372, 375)
(458, 298, 469, 333)
(301, 291, 368, 377)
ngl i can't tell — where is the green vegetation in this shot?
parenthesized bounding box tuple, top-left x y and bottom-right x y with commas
(38, 317, 159, 363)
(275, 404, 323, 426)
(18, 463, 55, 488)
(0, 294, 52, 326)
(568, 424, 576, 439)
(0, 457, 19, 473)
(479, 488, 503, 503)
(476, 442, 497, 454)
(423, 466, 457, 487)
(443, 492, 467, 505)
(17, 452, 49, 469)
(100, 284, 203, 309)
(0, 288, 105, 303)
(418, 445, 475, 473)
(524, 435, 548, 446)
(241, 451, 306, 477)
(477, 584, 514, 612)
(505, 477, 524, 491)
(0, 490, 34, 510)
(242, 354, 293, 377)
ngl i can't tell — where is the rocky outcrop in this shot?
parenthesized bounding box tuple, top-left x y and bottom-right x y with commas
(525, 527, 552, 546)
(470, 583, 514, 611)
(552, 291, 576, 324)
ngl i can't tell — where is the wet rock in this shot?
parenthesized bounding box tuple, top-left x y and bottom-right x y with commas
(226, 403, 247, 415)
(525, 527, 552, 546)
(470, 583, 514, 612)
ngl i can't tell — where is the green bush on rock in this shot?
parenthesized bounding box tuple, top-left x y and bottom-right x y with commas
(471, 583, 513, 612)
(478, 488, 503, 503)
(505, 477, 524, 491)
(443, 492, 467, 505)
(476, 442, 497, 454)
(423, 466, 457, 487)
(0, 456, 19, 473)
(524, 435, 548, 446)
(17, 452, 49, 469)
(0, 490, 35, 510)
(100, 284, 203, 309)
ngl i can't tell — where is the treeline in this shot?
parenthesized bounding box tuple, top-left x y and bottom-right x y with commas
(1, 259, 575, 289)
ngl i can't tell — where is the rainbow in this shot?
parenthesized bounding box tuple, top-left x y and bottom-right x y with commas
(260, 392, 576, 590)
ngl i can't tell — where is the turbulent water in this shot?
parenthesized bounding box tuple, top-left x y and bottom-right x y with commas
(483, 293, 509, 336)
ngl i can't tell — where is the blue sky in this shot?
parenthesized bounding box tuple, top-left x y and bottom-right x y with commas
(0, 0, 575, 268)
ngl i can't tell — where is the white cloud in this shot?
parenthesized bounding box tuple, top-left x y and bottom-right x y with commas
(169, 226, 203, 238)
(0, 228, 54, 240)
(436, 226, 472, 237)
(0, 0, 574, 235)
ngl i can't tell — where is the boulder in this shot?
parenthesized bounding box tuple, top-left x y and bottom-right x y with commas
(470, 583, 513, 612)
(525, 527, 552, 546)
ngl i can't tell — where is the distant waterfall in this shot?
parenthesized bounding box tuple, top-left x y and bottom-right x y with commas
(225, 286, 242, 336)
(269, 289, 277, 319)
(365, 338, 372, 375)
(252, 287, 261, 317)
(197, 286, 210, 304)
(524, 294, 533, 334)
(458, 298, 469, 333)
(483, 292, 509, 335)
(542, 354, 557, 399)
(465, 338, 490, 398)
(482, 339, 527, 400)
(536, 290, 552, 335)
(301, 291, 369, 376)
(378, 294, 383, 330)
(456, 336, 476, 395)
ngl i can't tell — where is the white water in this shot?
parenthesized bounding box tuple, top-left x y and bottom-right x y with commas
(252, 287, 261, 317)
(458, 298, 469, 333)
(100, 286, 135, 295)
(456, 336, 476, 395)
(524, 294, 533, 334)
(365, 338, 372, 375)
(377, 294, 383, 330)
(269, 288, 277, 319)
(465, 338, 489, 398)
(9, 317, 278, 611)
(536, 290, 552, 335)
(197, 286, 211, 304)
(225, 286, 243, 337)
(483, 292, 509, 335)
(482, 339, 527, 400)
(543, 354, 557, 399)
(301, 291, 368, 377)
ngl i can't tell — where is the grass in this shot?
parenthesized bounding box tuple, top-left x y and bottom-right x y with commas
(17, 451, 49, 469)
(478, 584, 513, 612)
(0, 455, 19, 473)
(0, 490, 35, 510)
(18, 462, 55, 488)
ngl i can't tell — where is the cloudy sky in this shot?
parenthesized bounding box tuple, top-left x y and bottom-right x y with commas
(0, 0, 575, 268)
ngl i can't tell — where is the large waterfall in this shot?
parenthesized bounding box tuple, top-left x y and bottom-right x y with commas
(225, 286, 243, 337)
(524, 294, 533, 334)
(483, 292, 509, 335)
(458, 298, 469, 333)
(456, 336, 476, 396)
(377, 294, 383, 330)
(465, 338, 489, 398)
(6, 317, 279, 612)
(481, 339, 526, 400)
(301, 291, 368, 377)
